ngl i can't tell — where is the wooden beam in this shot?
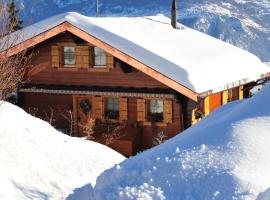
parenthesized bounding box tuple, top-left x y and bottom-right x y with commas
(4, 22, 198, 101)
(5, 22, 69, 57)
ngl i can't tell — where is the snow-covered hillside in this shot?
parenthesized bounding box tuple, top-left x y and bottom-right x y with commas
(92, 82, 270, 200)
(0, 102, 125, 199)
(17, 0, 270, 61)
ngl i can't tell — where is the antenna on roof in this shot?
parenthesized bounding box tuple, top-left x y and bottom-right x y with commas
(171, 0, 177, 29)
(96, 0, 99, 17)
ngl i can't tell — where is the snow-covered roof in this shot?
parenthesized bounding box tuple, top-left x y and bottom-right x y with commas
(11, 12, 270, 94)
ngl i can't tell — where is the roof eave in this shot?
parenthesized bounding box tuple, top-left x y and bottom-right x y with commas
(198, 72, 270, 99)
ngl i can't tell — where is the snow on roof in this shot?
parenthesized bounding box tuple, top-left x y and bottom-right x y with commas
(92, 82, 270, 199)
(12, 12, 270, 94)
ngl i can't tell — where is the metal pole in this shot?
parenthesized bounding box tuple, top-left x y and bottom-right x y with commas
(96, 0, 99, 17)
(171, 0, 177, 29)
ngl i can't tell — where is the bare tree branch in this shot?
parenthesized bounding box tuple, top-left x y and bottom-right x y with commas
(0, 0, 32, 103)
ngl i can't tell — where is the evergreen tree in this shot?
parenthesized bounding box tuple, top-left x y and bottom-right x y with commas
(7, 0, 23, 32)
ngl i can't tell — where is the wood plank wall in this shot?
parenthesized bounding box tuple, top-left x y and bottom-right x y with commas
(22, 93, 183, 150)
(23, 93, 73, 130)
(28, 32, 168, 89)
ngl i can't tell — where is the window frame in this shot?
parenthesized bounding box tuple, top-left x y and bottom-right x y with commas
(63, 46, 76, 67)
(147, 99, 164, 122)
(105, 97, 119, 120)
(94, 47, 107, 68)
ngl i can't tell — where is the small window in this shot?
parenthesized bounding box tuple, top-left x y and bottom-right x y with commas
(64, 47, 75, 66)
(228, 88, 239, 102)
(148, 99, 164, 122)
(94, 47, 106, 67)
(105, 98, 119, 119)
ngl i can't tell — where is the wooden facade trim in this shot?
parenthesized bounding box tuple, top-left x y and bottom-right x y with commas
(5, 22, 68, 57)
(20, 88, 175, 99)
(5, 22, 198, 102)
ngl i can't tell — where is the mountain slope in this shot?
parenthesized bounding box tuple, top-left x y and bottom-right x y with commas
(18, 0, 270, 62)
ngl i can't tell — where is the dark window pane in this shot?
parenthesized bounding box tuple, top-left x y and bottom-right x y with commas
(105, 98, 119, 119)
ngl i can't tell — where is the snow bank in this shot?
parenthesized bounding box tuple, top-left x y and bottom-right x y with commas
(0, 102, 125, 199)
(93, 82, 270, 200)
(257, 188, 270, 200)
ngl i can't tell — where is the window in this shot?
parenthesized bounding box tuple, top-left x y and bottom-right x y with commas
(228, 87, 239, 102)
(105, 98, 119, 119)
(94, 47, 106, 67)
(64, 47, 75, 66)
(148, 99, 164, 122)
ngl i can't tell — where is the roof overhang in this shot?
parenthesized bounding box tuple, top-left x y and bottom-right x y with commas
(198, 71, 270, 99)
(4, 22, 199, 102)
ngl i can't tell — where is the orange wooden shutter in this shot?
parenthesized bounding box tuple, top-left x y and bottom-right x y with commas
(137, 99, 145, 122)
(76, 46, 90, 68)
(106, 53, 114, 69)
(80, 46, 90, 68)
(119, 98, 128, 122)
(51, 46, 62, 68)
(93, 96, 104, 119)
(75, 46, 83, 68)
(163, 100, 172, 124)
(209, 93, 222, 112)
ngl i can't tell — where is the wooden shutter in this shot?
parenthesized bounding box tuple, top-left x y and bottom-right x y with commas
(163, 100, 172, 124)
(81, 46, 90, 68)
(89, 46, 94, 67)
(75, 46, 82, 68)
(119, 98, 128, 122)
(51, 46, 62, 68)
(239, 86, 244, 100)
(76, 46, 90, 68)
(106, 53, 114, 69)
(204, 97, 210, 116)
(93, 96, 103, 119)
(222, 90, 229, 105)
(137, 99, 145, 122)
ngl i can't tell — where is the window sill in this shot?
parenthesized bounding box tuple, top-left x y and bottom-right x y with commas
(53, 66, 110, 72)
(57, 67, 78, 71)
(94, 65, 107, 68)
(88, 68, 110, 72)
(143, 121, 168, 127)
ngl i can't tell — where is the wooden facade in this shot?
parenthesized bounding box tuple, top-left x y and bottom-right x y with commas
(16, 31, 248, 156)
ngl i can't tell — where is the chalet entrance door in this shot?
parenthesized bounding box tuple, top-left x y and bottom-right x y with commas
(75, 96, 93, 137)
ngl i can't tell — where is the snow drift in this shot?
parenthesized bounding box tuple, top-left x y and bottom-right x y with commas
(93, 83, 270, 200)
(0, 102, 125, 199)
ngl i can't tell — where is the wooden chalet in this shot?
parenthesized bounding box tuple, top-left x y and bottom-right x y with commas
(5, 12, 270, 156)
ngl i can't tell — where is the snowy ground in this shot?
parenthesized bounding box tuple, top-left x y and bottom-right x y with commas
(0, 102, 125, 199)
(92, 82, 270, 200)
